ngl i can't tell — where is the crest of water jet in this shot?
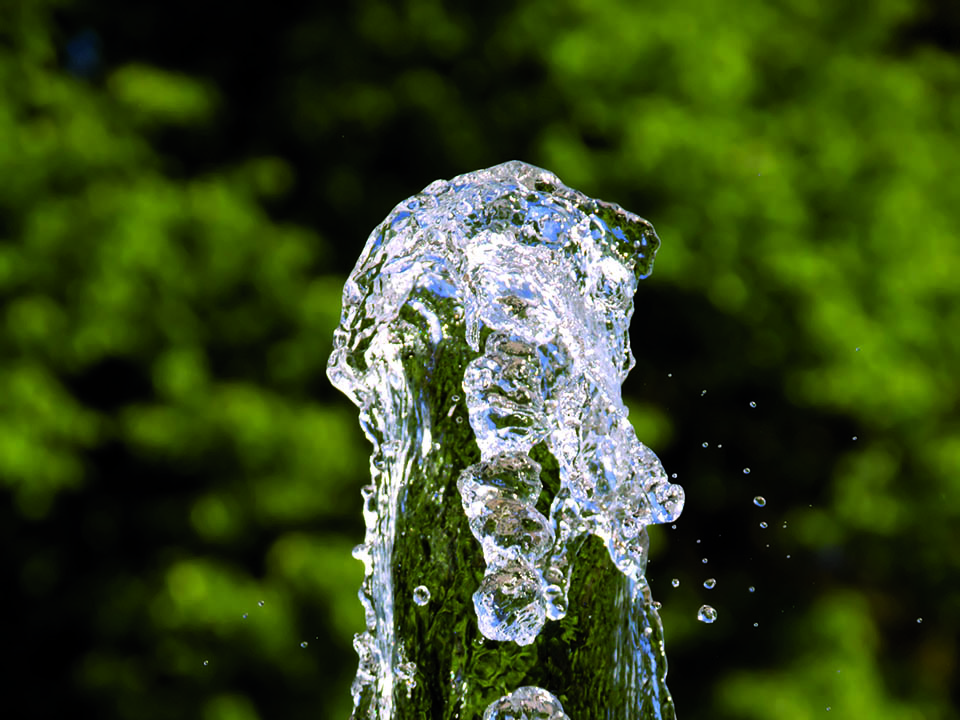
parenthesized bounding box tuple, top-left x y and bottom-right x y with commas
(328, 161, 683, 719)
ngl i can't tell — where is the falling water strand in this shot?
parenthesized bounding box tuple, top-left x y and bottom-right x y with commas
(328, 161, 683, 719)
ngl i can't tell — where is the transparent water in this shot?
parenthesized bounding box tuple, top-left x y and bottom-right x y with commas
(328, 161, 684, 719)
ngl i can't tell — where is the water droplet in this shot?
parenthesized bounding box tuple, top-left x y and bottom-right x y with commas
(413, 585, 431, 606)
(702, 442, 709, 448)
(701, 389, 707, 396)
(203, 660, 209, 666)
(855, 346, 860, 351)
(917, 617, 923, 624)
(748, 586, 755, 593)
(743, 468, 751, 474)
(300, 641, 309, 648)
(760, 522, 768, 529)
(852, 435, 858, 441)
(455, 416, 463, 424)
(702, 558, 708, 564)
(484, 686, 568, 720)
(643, 626, 653, 637)
(753, 622, 759, 627)
(671, 524, 677, 529)
(753, 496, 766, 507)
(749, 401, 756, 407)
(451, 394, 460, 402)
(671, 578, 680, 587)
(717, 443, 723, 448)
(258, 600, 265, 607)
(782, 522, 788, 529)
(667, 373, 673, 377)
(671, 473, 678, 479)
(242, 613, 248, 620)
(697, 605, 717, 623)
(703, 578, 716, 589)
(653, 600, 662, 609)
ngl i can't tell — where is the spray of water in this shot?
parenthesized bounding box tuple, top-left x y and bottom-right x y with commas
(328, 161, 684, 719)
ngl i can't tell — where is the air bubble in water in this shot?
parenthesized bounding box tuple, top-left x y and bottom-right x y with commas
(753, 496, 766, 507)
(697, 605, 718, 623)
(413, 585, 431, 606)
(671, 578, 680, 587)
(703, 578, 716, 589)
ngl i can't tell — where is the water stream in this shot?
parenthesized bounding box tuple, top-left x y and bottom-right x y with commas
(328, 161, 684, 719)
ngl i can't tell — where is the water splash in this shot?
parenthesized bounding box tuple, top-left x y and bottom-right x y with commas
(328, 161, 683, 719)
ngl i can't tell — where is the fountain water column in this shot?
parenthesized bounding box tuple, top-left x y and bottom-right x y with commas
(328, 161, 683, 719)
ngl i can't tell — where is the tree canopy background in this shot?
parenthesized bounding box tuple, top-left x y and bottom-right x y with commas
(2, 0, 958, 718)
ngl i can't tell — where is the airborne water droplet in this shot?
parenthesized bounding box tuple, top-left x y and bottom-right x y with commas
(300, 641, 309, 648)
(702, 442, 708, 448)
(703, 578, 716, 589)
(753, 496, 766, 507)
(749, 401, 756, 408)
(203, 660, 209, 666)
(697, 605, 717, 623)
(671, 578, 680, 587)
(413, 585, 431, 606)
(760, 522, 768, 529)
(748, 586, 755, 593)
(743, 468, 751, 474)
(258, 600, 265, 607)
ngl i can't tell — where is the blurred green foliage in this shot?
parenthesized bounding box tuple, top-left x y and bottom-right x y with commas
(2, 0, 958, 718)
